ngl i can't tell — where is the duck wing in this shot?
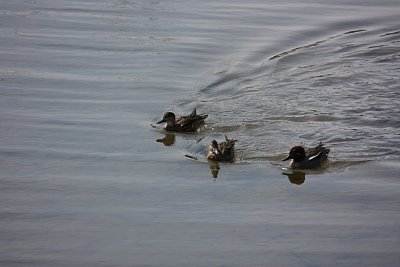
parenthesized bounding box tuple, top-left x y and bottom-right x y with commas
(306, 142, 330, 157)
(307, 147, 330, 166)
(308, 150, 324, 161)
(191, 108, 208, 121)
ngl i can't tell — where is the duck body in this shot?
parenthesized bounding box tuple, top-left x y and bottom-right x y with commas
(283, 142, 330, 169)
(207, 135, 237, 163)
(157, 108, 208, 133)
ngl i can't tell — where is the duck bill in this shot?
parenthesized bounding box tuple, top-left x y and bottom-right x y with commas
(156, 119, 165, 124)
(282, 155, 292, 161)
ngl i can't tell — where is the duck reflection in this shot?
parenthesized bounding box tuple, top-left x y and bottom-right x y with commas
(282, 170, 306, 185)
(156, 133, 176, 146)
(208, 160, 221, 180)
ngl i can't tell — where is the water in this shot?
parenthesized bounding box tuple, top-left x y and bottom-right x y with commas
(1, 1, 399, 266)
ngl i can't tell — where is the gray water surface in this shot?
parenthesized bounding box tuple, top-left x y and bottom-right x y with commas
(1, 1, 400, 266)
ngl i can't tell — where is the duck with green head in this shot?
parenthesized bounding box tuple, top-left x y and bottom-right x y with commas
(283, 142, 330, 169)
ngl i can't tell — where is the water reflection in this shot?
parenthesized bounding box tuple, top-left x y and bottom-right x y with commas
(282, 167, 332, 185)
(282, 170, 306, 185)
(208, 161, 221, 180)
(156, 133, 176, 146)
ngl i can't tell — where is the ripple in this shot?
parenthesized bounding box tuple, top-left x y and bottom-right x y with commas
(177, 24, 400, 163)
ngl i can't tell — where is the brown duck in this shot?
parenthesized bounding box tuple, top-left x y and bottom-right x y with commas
(157, 108, 208, 133)
(207, 135, 237, 163)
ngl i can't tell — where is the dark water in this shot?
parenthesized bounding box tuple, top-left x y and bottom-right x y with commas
(1, 1, 400, 266)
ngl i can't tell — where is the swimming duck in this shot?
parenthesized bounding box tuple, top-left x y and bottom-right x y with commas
(157, 108, 208, 133)
(282, 142, 330, 169)
(207, 135, 237, 163)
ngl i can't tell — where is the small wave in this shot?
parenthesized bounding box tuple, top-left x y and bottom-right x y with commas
(174, 24, 400, 164)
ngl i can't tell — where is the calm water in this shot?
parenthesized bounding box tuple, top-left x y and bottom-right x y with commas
(1, 0, 400, 266)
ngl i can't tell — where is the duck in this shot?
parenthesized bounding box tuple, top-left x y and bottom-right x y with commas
(282, 142, 330, 169)
(207, 135, 237, 163)
(157, 108, 208, 133)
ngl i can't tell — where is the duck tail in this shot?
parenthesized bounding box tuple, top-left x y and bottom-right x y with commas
(318, 142, 330, 155)
(198, 114, 208, 120)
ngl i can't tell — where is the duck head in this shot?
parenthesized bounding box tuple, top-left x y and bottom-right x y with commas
(210, 139, 220, 150)
(282, 146, 306, 162)
(157, 112, 176, 124)
(209, 139, 221, 156)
